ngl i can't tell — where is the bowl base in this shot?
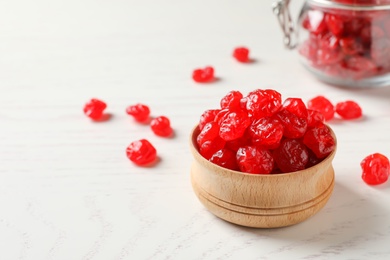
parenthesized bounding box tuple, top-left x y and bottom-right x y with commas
(191, 164, 335, 228)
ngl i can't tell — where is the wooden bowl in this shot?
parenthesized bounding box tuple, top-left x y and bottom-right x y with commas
(189, 125, 337, 228)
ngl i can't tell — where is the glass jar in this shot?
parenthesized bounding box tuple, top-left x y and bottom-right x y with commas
(274, 0, 390, 87)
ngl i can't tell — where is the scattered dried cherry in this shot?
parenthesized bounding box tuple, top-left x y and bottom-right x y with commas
(126, 103, 150, 122)
(233, 47, 250, 63)
(192, 66, 215, 83)
(126, 139, 157, 165)
(335, 100, 363, 119)
(361, 153, 390, 185)
(151, 116, 173, 137)
(83, 98, 107, 120)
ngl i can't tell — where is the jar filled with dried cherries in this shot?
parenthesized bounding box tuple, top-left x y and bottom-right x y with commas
(274, 0, 390, 87)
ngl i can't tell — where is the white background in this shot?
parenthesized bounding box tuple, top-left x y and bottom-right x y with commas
(1, 0, 390, 259)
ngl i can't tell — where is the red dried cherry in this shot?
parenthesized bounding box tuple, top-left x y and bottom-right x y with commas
(83, 98, 107, 120)
(274, 109, 307, 139)
(281, 98, 308, 119)
(219, 110, 251, 141)
(335, 100, 362, 120)
(151, 116, 173, 137)
(233, 47, 250, 63)
(249, 117, 284, 148)
(307, 96, 335, 121)
(126, 139, 157, 165)
(273, 139, 309, 173)
(220, 90, 243, 110)
(192, 66, 215, 83)
(209, 148, 239, 171)
(307, 109, 325, 127)
(361, 153, 390, 185)
(126, 103, 150, 122)
(199, 109, 220, 131)
(303, 123, 335, 159)
(241, 89, 282, 119)
(197, 122, 226, 159)
(236, 146, 274, 174)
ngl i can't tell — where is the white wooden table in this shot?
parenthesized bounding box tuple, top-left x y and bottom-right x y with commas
(1, 0, 390, 259)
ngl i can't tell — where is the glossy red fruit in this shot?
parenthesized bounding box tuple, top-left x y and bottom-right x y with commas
(340, 37, 363, 55)
(209, 148, 239, 170)
(305, 10, 327, 35)
(307, 96, 335, 121)
(126, 103, 150, 122)
(303, 123, 335, 159)
(325, 14, 344, 37)
(199, 109, 220, 131)
(361, 153, 390, 185)
(233, 47, 250, 62)
(126, 139, 157, 165)
(306, 149, 324, 168)
(273, 139, 309, 173)
(249, 117, 284, 148)
(281, 98, 308, 119)
(151, 116, 173, 137)
(335, 100, 362, 119)
(219, 110, 251, 141)
(307, 109, 325, 127)
(241, 89, 282, 119)
(236, 146, 274, 174)
(214, 109, 230, 125)
(225, 130, 252, 152)
(83, 98, 107, 120)
(343, 56, 377, 78)
(220, 90, 243, 110)
(192, 66, 215, 83)
(197, 122, 226, 159)
(274, 110, 308, 139)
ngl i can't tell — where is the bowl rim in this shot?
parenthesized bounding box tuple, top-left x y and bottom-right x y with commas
(190, 124, 337, 178)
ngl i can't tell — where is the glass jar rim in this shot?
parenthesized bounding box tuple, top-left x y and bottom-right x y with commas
(307, 0, 390, 10)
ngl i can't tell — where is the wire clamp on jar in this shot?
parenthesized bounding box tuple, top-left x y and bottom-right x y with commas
(273, 0, 297, 49)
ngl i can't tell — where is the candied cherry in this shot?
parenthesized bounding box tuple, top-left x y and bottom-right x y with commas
(241, 89, 282, 119)
(273, 139, 309, 173)
(83, 98, 107, 120)
(197, 122, 226, 159)
(209, 148, 239, 171)
(274, 109, 307, 139)
(199, 109, 220, 131)
(307, 109, 325, 127)
(233, 47, 250, 63)
(325, 14, 344, 37)
(281, 98, 308, 119)
(303, 123, 335, 159)
(220, 90, 243, 110)
(192, 66, 215, 83)
(335, 100, 362, 120)
(305, 10, 327, 35)
(361, 153, 390, 185)
(126, 103, 150, 122)
(236, 146, 274, 174)
(219, 110, 251, 141)
(126, 139, 157, 165)
(249, 117, 284, 148)
(151, 116, 173, 137)
(307, 96, 335, 121)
